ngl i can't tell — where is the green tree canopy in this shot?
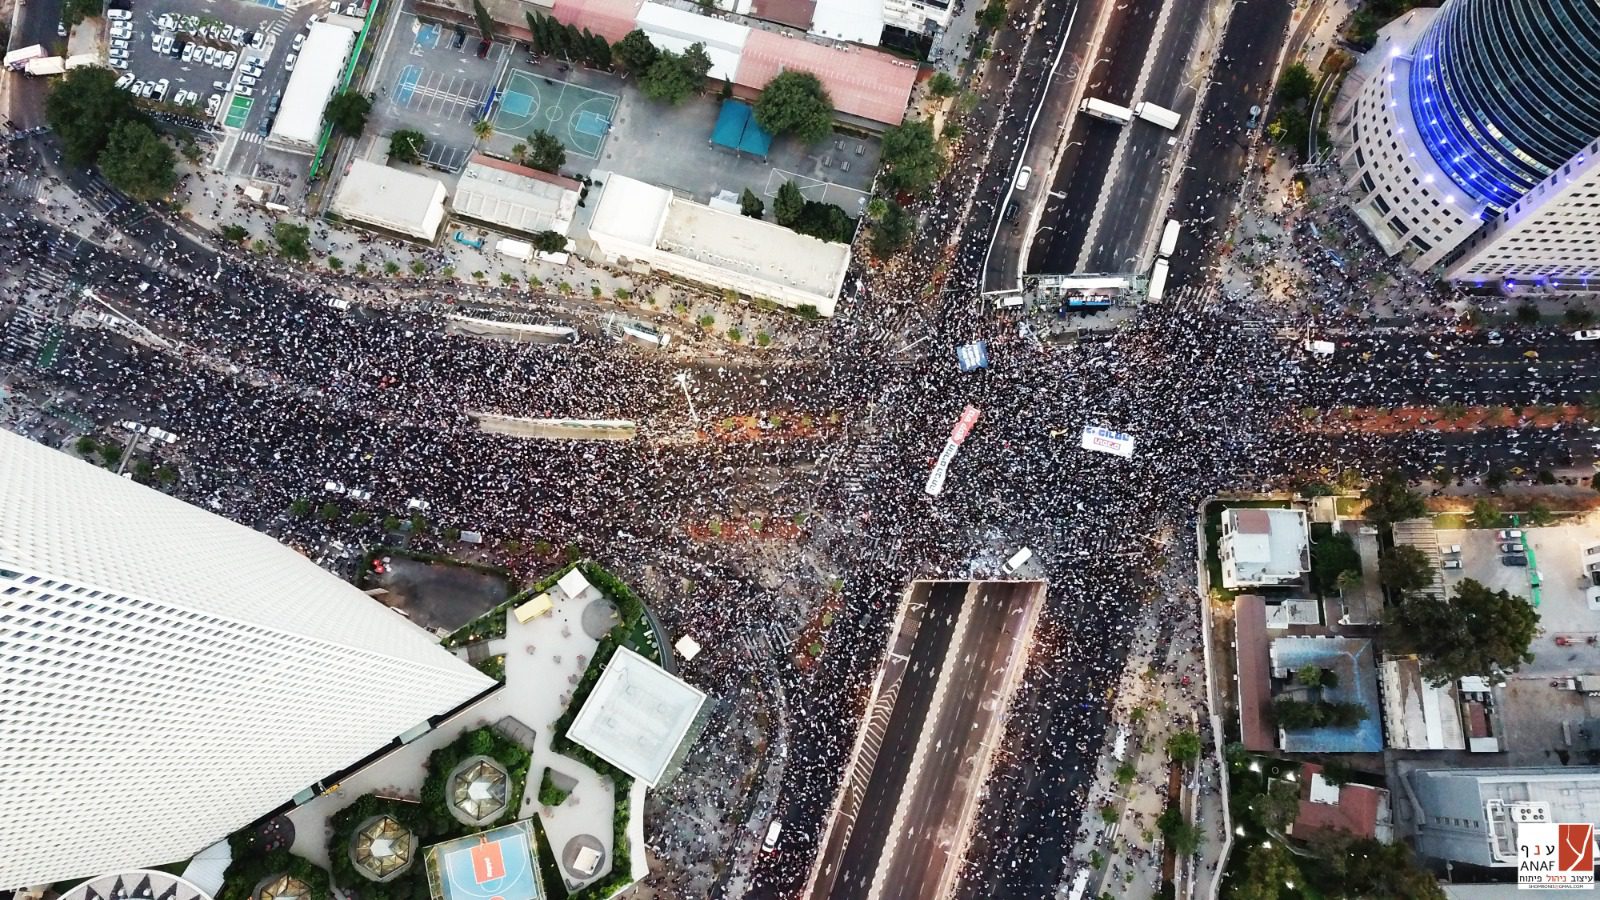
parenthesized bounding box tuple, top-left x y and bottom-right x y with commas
(1229, 841, 1299, 900)
(870, 199, 914, 259)
(774, 180, 804, 227)
(472, 0, 495, 40)
(1276, 62, 1316, 105)
(45, 66, 140, 165)
(98, 120, 175, 201)
(1166, 729, 1201, 763)
(1379, 543, 1436, 595)
(272, 222, 311, 261)
(1469, 497, 1504, 529)
(753, 70, 834, 144)
(1309, 529, 1361, 595)
(639, 44, 712, 104)
(878, 120, 947, 196)
(1307, 831, 1447, 900)
(323, 91, 372, 136)
(388, 129, 426, 164)
(530, 230, 566, 253)
(1360, 470, 1426, 528)
(612, 29, 658, 74)
(927, 71, 960, 98)
(525, 128, 566, 173)
(1388, 577, 1539, 684)
(739, 187, 764, 218)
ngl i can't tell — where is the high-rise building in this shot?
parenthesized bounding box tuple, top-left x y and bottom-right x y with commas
(1336, 0, 1600, 273)
(0, 432, 494, 889)
(1444, 137, 1600, 286)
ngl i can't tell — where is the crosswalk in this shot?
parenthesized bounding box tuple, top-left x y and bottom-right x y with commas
(836, 428, 889, 495)
(239, 131, 266, 144)
(740, 621, 790, 656)
(2, 249, 71, 366)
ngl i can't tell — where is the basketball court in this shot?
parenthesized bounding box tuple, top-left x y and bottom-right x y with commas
(489, 69, 618, 161)
(425, 821, 543, 900)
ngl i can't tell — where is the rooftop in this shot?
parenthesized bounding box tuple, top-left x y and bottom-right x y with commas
(62, 871, 213, 900)
(1234, 596, 1277, 751)
(453, 154, 581, 237)
(566, 645, 707, 785)
(1380, 656, 1466, 750)
(657, 194, 850, 300)
(1271, 636, 1384, 753)
(636, 1, 748, 80)
(550, 0, 644, 42)
(1220, 507, 1309, 589)
(269, 21, 356, 147)
(734, 29, 916, 125)
(809, 0, 883, 44)
(1290, 763, 1389, 841)
(330, 161, 448, 241)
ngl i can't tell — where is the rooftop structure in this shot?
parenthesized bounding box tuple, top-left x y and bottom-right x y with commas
(809, 0, 883, 45)
(710, 100, 774, 157)
(257, 875, 309, 900)
(566, 645, 708, 785)
(1380, 657, 1466, 751)
(749, 0, 814, 29)
(1288, 763, 1393, 843)
(1408, 767, 1600, 867)
(1234, 596, 1277, 752)
(424, 821, 543, 900)
(0, 431, 492, 888)
(330, 161, 448, 242)
(351, 815, 416, 882)
(268, 21, 356, 151)
(60, 871, 213, 900)
(446, 756, 510, 825)
(1271, 635, 1384, 753)
(452, 155, 582, 238)
(1218, 507, 1310, 589)
(636, 1, 748, 80)
(550, 0, 644, 42)
(585, 172, 850, 314)
(734, 29, 916, 126)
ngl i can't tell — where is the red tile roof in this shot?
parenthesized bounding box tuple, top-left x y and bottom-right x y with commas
(750, 0, 815, 29)
(468, 153, 583, 191)
(550, 0, 644, 43)
(734, 30, 916, 126)
(1292, 763, 1382, 840)
(1234, 595, 1276, 751)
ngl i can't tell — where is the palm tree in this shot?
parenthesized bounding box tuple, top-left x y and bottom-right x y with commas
(510, 142, 527, 165)
(472, 119, 493, 142)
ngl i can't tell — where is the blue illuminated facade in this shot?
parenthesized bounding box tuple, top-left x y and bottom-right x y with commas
(1407, 0, 1600, 212)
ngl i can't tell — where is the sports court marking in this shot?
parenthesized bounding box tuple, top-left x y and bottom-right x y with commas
(392, 65, 491, 124)
(426, 823, 542, 900)
(763, 168, 870, 210)
(489, 69, 618, 161)
(223, 95, 253, 129)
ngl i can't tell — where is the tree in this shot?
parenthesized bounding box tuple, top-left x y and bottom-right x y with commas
(879, 120, 946, 196)
(472, 119, 493, 141)
(774, 180, 805, 227)
(220, 224, 249, 243)
(273, 222, 311, 261)
(1296, 664, 1323, 687)
(1335, 568, 1362, 595)
(62, 0, 104, 26)
(1379, 543, 1435, 595)
(1310, 529, 1361, 595)
(1157, 807, 1203, 856)
(1526, 501, 1557, 527)
(1166, 730, 1201, 763)
(1275, 61, 1315, 105)
(1114, 762, 1136, 785)
(388, 129, 426, 164)
(317, 502, 342, 522)
(1307, 832, 1446, 900)
(612, 30, 659, 76)
(977, 0, 1006, 30)
(640, 44, 711, 105)
(525, 129, 565, 173)
(753, 70, 834, 144)
(290, 498, 312, 518)
(928, 71, 960, 98)
(870, 199, 914, 259)
(1387, 578, 1538, 684)
(97, 120, 176, 201)
(530, 230, 566, 253)
(471, 0, 495, 41)
(1360, 470, 1426, 528)
(45, 65, 140, 165)
(739, 187, 764, 218)
(323, 91, 372, 136)
(1470, 497, 1504, 529)
(1230, 842, 1299, 900)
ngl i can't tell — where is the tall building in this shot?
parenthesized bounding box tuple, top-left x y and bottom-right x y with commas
(0, 432, 493, 889)
(1407, 767, 1600, 867)
(1444, 138, 1600, 286)
(1336, 0, 1600, 273)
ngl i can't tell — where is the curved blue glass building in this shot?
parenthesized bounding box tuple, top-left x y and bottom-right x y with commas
(1407, 0, 1600, 212)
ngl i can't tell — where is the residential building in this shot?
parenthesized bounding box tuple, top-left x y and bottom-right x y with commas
(330, 160, 449, 242)
(1288, 763, 1393, 843)
(1218, 507, 1310, 589)
(0, 432, 493, 889)
(1271, 635, 1384, 753)
(1407, 767, 1600, 867)
(583, 172, 851, 314)
(1443, 139, 1600, 288)
(1335, 0, 1600, 273)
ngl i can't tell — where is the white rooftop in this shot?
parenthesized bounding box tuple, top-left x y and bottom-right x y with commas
(1309, 773, 1341, 805)
(657, 196, 850, 301)
(269, 21, 355, 148)
(1220, 507, 1309, 588)
(636, 2, 749, 80)
(330, 161, 448, 241)
(452, 156, 581, 237)
(557, 567, 595, 602)
(673, 635, 701, 661)
(587, 173, 672, 247)
(566, 645, 707, 785)
(810, 0, 884, 44)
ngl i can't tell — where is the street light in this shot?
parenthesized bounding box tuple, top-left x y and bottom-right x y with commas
(674, 371, 697, 421)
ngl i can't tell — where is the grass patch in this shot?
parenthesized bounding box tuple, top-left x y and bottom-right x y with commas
(1432, 512, 1468, 530)
(474, 654, 506, 681)
(1335, 496, 1367, 518)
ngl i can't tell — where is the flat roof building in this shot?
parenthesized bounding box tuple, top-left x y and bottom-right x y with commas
(268, 21, 356, 152)
(566, 645, 707, 786)
(452, 154, 581, 238)
(734, 29, 915, 127)
(809, 0, 883, 45)
(636, 1, 748, 80)
(0, 431, 491, 888)
(1218, 507, 1309, 589)
(1271, 635, 1384, 753)
(585, 172, 850, 315)
(1381, 656, 1466, 751)
(1408, 767, 1600, 867)
(330, 160, 448, 242)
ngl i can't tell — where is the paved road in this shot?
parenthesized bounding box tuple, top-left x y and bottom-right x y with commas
(876, 581, 1037, 900)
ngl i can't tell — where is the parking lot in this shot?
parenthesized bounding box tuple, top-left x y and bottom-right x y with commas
(108, 2, 290, 117)
(365, 14, 510, 174)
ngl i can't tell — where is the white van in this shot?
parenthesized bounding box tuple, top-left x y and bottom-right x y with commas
(762, 821, 782, 853)
(1014, 166, 1033, 190)
(1001, 547, 1033, 575)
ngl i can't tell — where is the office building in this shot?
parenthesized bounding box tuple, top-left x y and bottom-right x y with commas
(1336, 0, 1600, 272)
(0, 431, 493, 889)
(1408, 767, 1600, 867)
(1443, 139, 1600, 288)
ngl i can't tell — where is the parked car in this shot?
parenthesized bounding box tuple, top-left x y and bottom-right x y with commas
(291, 33, 305, 52)
(1497, 529, 1524, 540)
(1498, 542, 1524, 553)
(158, 14, 175, 30)
(1442, 559, 1463, 570)
(107, 8, 132, 20)
(235, 85, 253, 97)
(109, 57, 130, 68)
(405, 498, 431, 511)
(139, 81, 155, 98)
(203, 47, 220, 65)
(221, 50, 237, 68)
(285, 53, 297, 70)
(182, 43, 197, 62)
(120, 420, 146, 433)
(114, 72, 134, 89)
(131, 80, 146, 95)
(1502, 555, 1529, 566)
(238, 75, 256, 87)
(324, 480, 346, 494)
(109, 47, 130, 60)
(111, 38, 130, 49)
(159, 34, 174, 55)
(1575, 330, 1600, 342)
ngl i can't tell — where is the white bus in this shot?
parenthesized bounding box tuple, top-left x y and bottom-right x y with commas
(1147, 259, 1170, 301)
(621, 324, 671, 349)
(1158, 219, 1181, 258)
(1134, 101, 1182, 130)
(1079, 97, 1133, 125)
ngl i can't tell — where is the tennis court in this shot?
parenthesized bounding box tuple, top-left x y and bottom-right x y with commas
(489, 69, 618, 160)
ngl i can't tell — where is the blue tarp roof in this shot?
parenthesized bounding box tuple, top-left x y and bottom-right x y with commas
(711, 100, 774, 158)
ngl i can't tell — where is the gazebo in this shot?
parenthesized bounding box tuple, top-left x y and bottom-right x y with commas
(446, 756, 510, 827)
(350, 815, 415, 882)
(255, 874, 308, 900)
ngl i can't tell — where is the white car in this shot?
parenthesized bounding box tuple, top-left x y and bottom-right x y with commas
(109, 57, 130, 69)
(291, 33, 305, 52)
(348, 488, 372, 501)
(326, 296, 351, 310)
(1575, 330, 1600, 342)
(153, 78, 169, 100)
(249, 31, 265, 48)
(221, 50, 237, 68)
(405, 498, 431, 512)
(114, 72, 134, 89)
(181, 43, 197, 62)
(203, 47, 220, 65)
(323, 480, 346, 495)
(157, 13, 174, 29)
(111, 38, 129, 49)
(109, 47, 130, 60)
(285, 53, 297, 71)
(120, 420, 146, 433)
(147, 427, 178, 444)
(107, 8, 132, 20)
(238, 75, 256, 87)
(130, 79, 146, 94)
(139, 81, 154, 98)
(231, 26, 246, 44)
(234, 85, 252, 97)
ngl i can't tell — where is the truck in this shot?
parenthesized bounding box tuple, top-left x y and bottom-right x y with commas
(1157, 219, 1181, 258)
(64, 53, 100, 70)
(1079, 97, 1133, 125)
(1147, 258, 1169, 301)
(3, 44, 45, 69)
(494, 238, 533, 261)
(23, 56, 66, 76)
(1134, 101, 1182, 130)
